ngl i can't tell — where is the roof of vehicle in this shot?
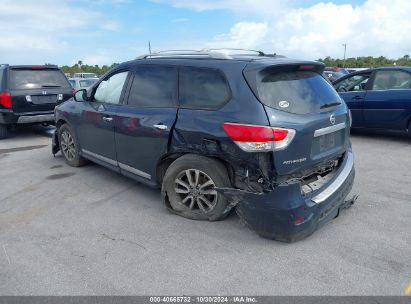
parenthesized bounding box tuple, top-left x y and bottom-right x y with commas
(109, 50, 325, 73)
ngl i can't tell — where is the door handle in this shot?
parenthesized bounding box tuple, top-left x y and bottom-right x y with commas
(352, 95, 363, 100)
(153, 124, 168, 130)
(102, 116, 113, 122)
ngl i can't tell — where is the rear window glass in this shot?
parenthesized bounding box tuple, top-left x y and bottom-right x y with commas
(254, 70, 341, 114)
(179, 67, 230, 109)
(9, 69, 70, 90)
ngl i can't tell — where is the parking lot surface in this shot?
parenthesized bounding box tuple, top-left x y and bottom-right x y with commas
(0, 126, 410, 295)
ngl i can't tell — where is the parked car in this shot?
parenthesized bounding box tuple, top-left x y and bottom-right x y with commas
(333, 67, 411, 137)
(324, 67, 349, 82)
(73, 72, 98, 79)
(52, 50, 355, 242)
(68, 78, 99, 92)
(0, 64, 73, 139)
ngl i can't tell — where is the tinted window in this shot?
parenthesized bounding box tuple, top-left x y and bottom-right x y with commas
(179, 67, 230, 109)
(94, 71, 128, 104)
(372, 70, 411, 90)
(334, 74, 371, 92)
(127, 66, 177, 107)
(69, 80, 76, 87)
(9, 69, 70, 90)
(255, 71, 341, 115)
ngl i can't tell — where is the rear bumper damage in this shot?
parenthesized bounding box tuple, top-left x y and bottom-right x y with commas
(217, 151, 356, 242)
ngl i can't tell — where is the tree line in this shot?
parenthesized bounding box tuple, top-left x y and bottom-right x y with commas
(61, 55, 411, 76)
(61, 61, 119, 76)
(318, 55, 411, 68)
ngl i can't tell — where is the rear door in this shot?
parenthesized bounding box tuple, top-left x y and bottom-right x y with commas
(76, 70, 129, 169)
(333, 72, 372, 127)
(114, 65, 178, 182)
(363, 69, 411, 129)
(8, 67, 72, 113)
(244, 64, 350, 176)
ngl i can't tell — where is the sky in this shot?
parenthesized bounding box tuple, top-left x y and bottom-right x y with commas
(0, 0, 410, 66)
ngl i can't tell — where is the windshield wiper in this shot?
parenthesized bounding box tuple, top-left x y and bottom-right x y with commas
(41, 84, 61, 88)
(320, 101, 341, 109)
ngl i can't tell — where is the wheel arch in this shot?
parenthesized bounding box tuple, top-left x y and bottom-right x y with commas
(156, 152, 235, 187)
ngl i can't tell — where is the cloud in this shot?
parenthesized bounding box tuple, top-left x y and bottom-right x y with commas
(208, 22, 268, 49)
(155, 0, 411, 59)
(152, 0, 288, 15)
(102, 21, 121, 31)
(0, 0, 99, 63)
(171, 18, 190, 22)
(204, 0, 411, 59)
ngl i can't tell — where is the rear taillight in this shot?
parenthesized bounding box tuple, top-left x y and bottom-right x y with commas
(223, 123, 296, 152)
(0, 92, 12, 109)
(348, 110, 352, 127)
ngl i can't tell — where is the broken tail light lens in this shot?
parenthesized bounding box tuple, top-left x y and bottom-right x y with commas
(0, 92, 12, 109)
(223, 122, 296, 152)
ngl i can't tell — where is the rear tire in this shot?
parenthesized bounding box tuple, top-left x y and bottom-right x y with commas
(58, 124, 89, 167)
(162, 154, 231, 221)
(0, 124, 8, 139)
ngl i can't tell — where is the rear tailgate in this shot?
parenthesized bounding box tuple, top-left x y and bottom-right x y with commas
(244, 62, 350, 176)
(8, 67, 72, 113)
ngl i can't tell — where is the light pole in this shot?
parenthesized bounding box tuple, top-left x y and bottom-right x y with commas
(342, 43, 347, 68)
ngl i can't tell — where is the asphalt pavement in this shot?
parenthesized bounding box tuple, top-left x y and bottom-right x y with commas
(0, 125, 410, 295)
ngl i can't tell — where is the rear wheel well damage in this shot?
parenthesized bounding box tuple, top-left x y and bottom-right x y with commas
(156, 152, 235, 186)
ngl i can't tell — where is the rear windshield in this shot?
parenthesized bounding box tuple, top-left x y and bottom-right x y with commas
(251, 70, 341, 114)
(9, 69, 70, 90)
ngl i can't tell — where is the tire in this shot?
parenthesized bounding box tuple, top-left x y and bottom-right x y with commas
(162, 154, 231, 221)
(58, 124, 89, 167)
(0, 124, 8, 139)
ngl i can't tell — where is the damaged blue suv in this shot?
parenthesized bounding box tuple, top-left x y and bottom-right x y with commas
(52, 49, 356, 242)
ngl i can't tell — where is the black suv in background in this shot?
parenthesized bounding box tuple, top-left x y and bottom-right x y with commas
(0, 64, 72, 139)
(52, 50, 356, 242)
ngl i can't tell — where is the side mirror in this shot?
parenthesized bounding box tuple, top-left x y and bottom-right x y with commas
(74, 89, 87, 102)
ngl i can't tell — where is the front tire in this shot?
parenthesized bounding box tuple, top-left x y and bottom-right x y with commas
(0, 124, 8, 139)
(58, 124, 89, 167)
(162, 154, 231, 221)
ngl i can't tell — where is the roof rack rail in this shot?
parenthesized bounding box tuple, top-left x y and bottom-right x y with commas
(137, 48, 268, 60)
(201, 48, 266, 56)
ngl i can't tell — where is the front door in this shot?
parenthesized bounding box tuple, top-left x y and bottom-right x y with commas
(77, 71, 129, 169)
(114, 65, 178, 182)
(334, 72, 371, 127)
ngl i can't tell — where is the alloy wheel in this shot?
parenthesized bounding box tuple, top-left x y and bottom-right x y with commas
(174, 169, 218, 213)
(60, 130, 76, 161)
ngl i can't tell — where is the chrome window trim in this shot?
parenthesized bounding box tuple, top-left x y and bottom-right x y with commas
(314, 122, 346, 137)
(118, 162, 151, 179)
(81, 149, 118, 166)
(312, 152, 354, 204)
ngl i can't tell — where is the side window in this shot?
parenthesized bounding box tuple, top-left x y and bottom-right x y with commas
(334, 74, 370, 92)
(179, 67, 231, 109)
(94, 71, 128, 104)
(127, 66, 177, 107)
(372, 70, 411, 90)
